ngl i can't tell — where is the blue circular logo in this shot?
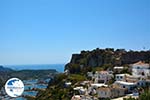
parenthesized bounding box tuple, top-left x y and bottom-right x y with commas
(5, 78, 24, 97)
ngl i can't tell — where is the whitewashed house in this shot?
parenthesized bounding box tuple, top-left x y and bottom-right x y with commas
(65, 82, 72, 87)
(137, 80, 146, 87)
(73, 86, 87, 95)
(97, 86, 125, 99)
(114, 81, 136, 93)
(115, 73, 149, 87)
(94, 71, 113, 84)
(132, 61, 150, 78)
(114, 66, 124, 73)
(97, 87, 111, 99)
(115, 74, 140, 83)
(91, 83, 108, 88)
(115, 74, 127, 81)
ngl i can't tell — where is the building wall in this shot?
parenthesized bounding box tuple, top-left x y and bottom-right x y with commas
(97, 89, 111, 98)
(132, 62, 150, 77)
(97, 87, 125, 99)
(132, 67, 150, 77)
(94, 71, 113, 83)
(115, 74, 125, 81)
(111, 88, 125, 98)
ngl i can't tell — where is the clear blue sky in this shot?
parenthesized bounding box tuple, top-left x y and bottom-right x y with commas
(0, 0, 150, 65)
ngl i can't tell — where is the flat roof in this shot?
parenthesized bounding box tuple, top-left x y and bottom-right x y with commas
(115, 81, 136, 85)
(91, 83, 108, 87)
(114, 66, 124, 69)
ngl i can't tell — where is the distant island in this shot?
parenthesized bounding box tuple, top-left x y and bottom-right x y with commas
(0, 65, 58, 90)
(36, 48, 150, 100)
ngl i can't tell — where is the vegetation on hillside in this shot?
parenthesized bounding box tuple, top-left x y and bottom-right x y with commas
(36, 73, 87, 100)
(65, 48, 150, 74)
(36, 48, 150, 99)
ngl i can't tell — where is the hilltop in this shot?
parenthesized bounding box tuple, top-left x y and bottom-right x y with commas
(65, 48, 150, 74)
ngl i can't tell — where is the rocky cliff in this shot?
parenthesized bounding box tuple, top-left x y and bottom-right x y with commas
(65, 48, 150, 73)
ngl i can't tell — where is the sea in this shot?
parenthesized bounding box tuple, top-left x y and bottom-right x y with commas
(0, 64, 65, 100)
(4, 64, 65, 72)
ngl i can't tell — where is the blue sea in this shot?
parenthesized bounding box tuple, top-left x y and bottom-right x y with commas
(4, 64, 65, 72)
(0, 64, 65, 100)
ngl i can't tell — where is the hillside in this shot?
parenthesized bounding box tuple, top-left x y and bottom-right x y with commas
(65, 48, 150, 73)
(36, 48, 150, 100)
(0, 66, 13, 89)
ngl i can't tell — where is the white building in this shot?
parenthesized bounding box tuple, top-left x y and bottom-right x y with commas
(73, 86, 84, 91)
(137, 80, 146, 87)
(115, 74, 127, 81)
(65, 82, 72, 87)
(73, 86, 87, 95)
(132, 61, 150, 77)
(94, 71, 113, 84)
(91, 83, 108, 88)
(97, 87, 111, 99)
(97, 86, 125, 99)
(114, 81, 136, 93)
(115, 74, 140, 83)
(114, 66, 124, 73)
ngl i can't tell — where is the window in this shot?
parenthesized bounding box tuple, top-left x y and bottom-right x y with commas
(118, 90, 120, 94)
(141, 83, 144, 86)
(142, 72, 145, 76)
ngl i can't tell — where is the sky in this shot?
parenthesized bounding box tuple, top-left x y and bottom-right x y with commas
(0, 0, 150, 65)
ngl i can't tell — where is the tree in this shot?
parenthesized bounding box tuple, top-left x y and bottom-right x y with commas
(139, 90, 150, 100)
